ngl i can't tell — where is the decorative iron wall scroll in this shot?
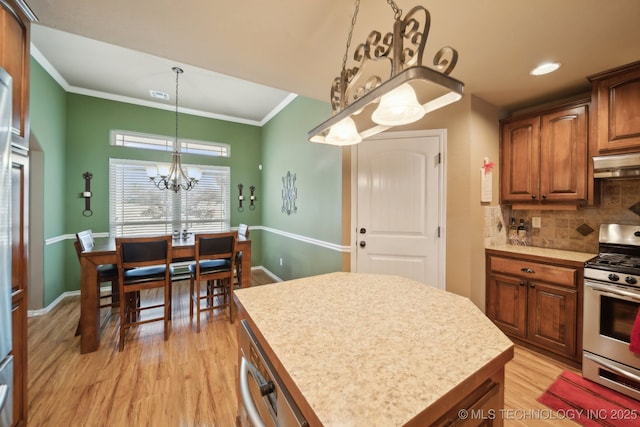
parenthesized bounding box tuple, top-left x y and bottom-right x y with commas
(281, 171, 297, 215)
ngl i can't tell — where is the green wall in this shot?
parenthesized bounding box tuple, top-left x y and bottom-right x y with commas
(61, 95, 264, 293)
(261, 96, 344, 280)
(29, 59, 67, 305)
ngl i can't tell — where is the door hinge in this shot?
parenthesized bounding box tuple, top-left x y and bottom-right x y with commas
(437, 226, 441, 238)
(435, 152, 442, 165)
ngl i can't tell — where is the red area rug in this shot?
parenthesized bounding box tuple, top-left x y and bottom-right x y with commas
(537, 370, 640, 427)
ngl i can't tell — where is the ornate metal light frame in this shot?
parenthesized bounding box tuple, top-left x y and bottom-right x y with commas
(147, 67, 200, 192)
(308, 1, 464, 145)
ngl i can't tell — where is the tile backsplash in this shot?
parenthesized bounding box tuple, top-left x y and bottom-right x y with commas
(484, 179, 640, 253)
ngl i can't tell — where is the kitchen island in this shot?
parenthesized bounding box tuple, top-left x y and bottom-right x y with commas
(234, 272, 514, 426)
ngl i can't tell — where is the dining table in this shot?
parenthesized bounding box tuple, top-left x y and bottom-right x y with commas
(78, 233, 251, 354)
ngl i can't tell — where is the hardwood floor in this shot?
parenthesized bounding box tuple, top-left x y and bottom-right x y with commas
(28, 270, 579, 426)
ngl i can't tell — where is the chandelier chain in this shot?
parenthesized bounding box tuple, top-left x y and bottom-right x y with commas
(386, 0, 402, 20)
(341, 0, 403, 72)
(341, 0, 360, 72)
(174, 68, 180, 149)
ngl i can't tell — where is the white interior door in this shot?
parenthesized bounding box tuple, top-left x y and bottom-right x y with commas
(353, 130, 445, 288)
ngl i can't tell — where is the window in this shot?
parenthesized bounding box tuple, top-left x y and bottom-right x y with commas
(109, 159, 230, 237)
(111, 130, 230, 158)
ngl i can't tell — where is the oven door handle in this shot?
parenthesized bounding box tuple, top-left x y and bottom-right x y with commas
(240, 356, 267, 427)
(584, 352, 640, 383)
(585, 282, 640, 302)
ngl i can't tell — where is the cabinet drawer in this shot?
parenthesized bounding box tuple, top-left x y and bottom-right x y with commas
(489, 256, 577, 287)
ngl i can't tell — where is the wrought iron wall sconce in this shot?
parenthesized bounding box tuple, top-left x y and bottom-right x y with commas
(81, 171, 93, 217)
(238, 183, 244, 211)
(249, 185, 256, 210)
(239, 184, 257, 212)
(281, 171, 297, 215)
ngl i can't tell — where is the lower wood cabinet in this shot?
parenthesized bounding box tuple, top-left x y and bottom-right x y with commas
(485, 250, 583, 365)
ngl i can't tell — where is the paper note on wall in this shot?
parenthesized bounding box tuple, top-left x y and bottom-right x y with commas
(481, 169, 492, 203)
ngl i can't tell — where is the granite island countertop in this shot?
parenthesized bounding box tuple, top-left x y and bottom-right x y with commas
(234, 272, 514, 426)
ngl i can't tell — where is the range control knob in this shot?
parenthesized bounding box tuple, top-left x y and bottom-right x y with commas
(608, 273, 620, 282)
(626, 276, 638, 285)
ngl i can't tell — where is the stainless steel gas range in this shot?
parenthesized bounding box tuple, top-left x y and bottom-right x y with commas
(583, 224, 640, 400)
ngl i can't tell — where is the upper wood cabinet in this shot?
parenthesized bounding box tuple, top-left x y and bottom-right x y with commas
(589, 61, 640, 155)
(500, 100, 589, 209)
(0, 0, 33, 147)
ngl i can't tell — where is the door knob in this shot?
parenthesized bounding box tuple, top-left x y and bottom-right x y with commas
(359, 228, 366, 234)
(359, 241, 366, 248)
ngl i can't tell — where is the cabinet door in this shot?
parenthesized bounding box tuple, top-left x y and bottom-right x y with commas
(592, 64, 640, 154)
(486, 273, 527, 338)
(10, 152, 28, 426)
(500, 117, 540, 202)
(527, 281, 577, 358)
(0, 1, 30, 146)
(539, 105, 588, 202)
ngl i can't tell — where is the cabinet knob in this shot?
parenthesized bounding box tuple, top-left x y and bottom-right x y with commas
(529, 283, 535, 288)
(519, 281, 525, 287)
(542, 194, 547, 199)
(531, 194, 537, 199)
(521, 268, 535, 274)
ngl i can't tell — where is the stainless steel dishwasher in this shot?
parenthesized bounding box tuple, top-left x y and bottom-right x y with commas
(237, 319, 308, 427)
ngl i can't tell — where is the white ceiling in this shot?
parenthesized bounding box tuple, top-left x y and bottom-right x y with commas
(26, 0, 640, 126)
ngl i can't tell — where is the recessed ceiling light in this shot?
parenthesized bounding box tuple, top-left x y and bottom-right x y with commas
(530, 62, 561, 76)
(149, 90, 169, 100)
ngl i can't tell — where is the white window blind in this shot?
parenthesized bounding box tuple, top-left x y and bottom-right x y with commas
(109, 159, 230, 237)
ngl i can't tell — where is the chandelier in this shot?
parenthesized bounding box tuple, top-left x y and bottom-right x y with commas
(308, 0, 464, 146)
(146, 67, 201, 192)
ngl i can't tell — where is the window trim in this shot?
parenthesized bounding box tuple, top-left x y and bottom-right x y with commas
(110, 129, 231, 158)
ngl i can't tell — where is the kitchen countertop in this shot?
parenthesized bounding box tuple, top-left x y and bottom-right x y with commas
(235, 272, 514, 426)
(486, 244, 596, 264)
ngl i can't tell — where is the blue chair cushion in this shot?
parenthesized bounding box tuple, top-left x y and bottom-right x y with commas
(188, 259, 231, 275)
(123, 265, 174, 284)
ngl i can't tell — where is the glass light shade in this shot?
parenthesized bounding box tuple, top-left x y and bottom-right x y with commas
(371, 83, 426, 126)
(187, 167, 202, 180)
(145, 166, 158, 178)
(324, 117, 362, 146)
(157, 164, 171, 177)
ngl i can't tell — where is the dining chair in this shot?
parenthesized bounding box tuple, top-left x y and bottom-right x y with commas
(74, 230, 119, 336)
(116, 235, 173, 351)
(189, 232, 237, 332)
(235, 224, 250, 288)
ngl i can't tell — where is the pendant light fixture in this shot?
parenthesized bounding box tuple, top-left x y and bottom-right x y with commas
(147, 66, 201, 192)
(308, 0, 464, 145)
